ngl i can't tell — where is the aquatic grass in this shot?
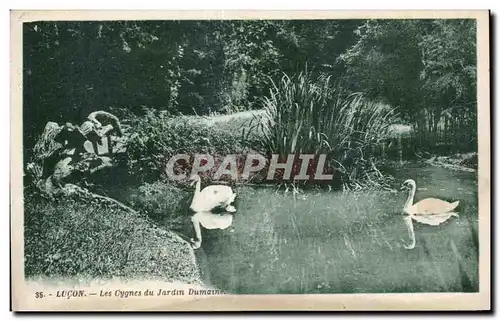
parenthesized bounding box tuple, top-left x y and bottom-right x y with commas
(248, 72, 398, 188)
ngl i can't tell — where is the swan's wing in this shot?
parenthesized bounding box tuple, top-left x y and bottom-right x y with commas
(411, 212, 459, 226)
(192, 186, 233, 211)
(201, 185, 233, 194)
(200, 185, 233, 199)
(413, 198, 460, 214)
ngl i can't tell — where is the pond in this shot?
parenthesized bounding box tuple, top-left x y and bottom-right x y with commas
(195, 163, 479, 294)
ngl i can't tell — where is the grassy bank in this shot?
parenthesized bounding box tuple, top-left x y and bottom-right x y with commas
(24, 192, 202, 284)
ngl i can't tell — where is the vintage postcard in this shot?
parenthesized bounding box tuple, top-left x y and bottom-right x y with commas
(10, 10, 490, 311)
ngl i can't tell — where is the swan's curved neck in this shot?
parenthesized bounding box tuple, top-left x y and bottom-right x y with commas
(404, 184, 416, 210)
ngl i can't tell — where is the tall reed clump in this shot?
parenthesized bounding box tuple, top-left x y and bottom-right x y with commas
(250, 72, 397, 190)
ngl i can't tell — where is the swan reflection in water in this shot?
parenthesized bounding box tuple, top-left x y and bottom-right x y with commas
(400, 179, 459, 249)
(188, 175, 237, 249)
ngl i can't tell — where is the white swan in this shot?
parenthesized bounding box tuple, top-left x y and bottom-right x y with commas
(189, 174, 236, 213)
(188, 174, 237, 249)
(401, 179, 459, 249)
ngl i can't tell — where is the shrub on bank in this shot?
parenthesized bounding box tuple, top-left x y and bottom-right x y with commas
(126, 108, 250, 183)
(127, 181, 193, 233)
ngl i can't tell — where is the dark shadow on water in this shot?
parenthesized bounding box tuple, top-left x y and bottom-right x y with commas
(193, 228, 237, 292)
(193, 248, 214, 288)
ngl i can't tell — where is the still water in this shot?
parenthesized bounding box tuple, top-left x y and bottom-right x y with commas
(197, 163, 479, 294)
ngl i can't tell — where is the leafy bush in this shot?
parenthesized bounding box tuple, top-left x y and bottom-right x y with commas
(127, 181, 193, 233)
(126, 108, 250, 182)
(251, 72, 397, 189)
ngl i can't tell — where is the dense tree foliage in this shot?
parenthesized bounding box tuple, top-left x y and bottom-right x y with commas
(23, 20, 360, 148)
(339, 19, 477, 150)
(24, 19, 477, 154)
